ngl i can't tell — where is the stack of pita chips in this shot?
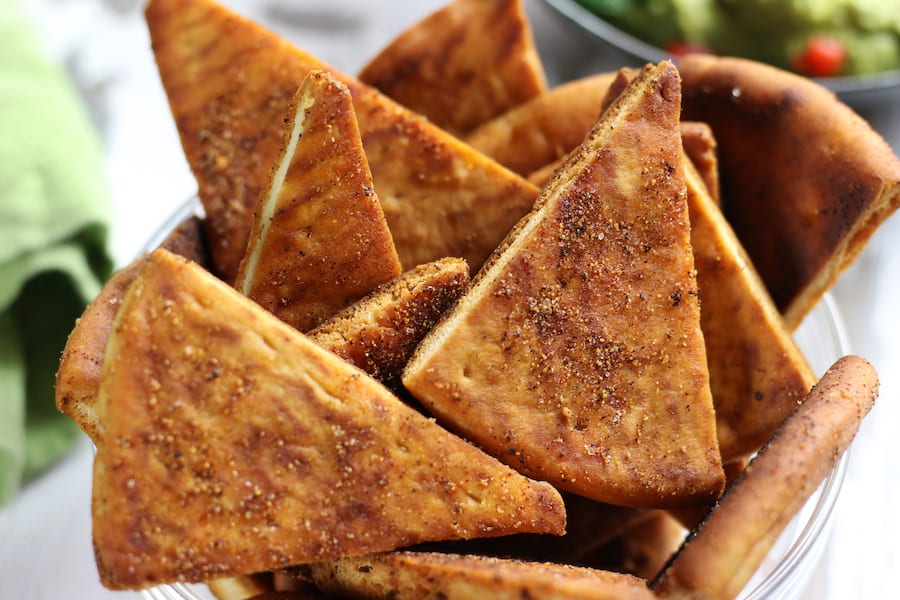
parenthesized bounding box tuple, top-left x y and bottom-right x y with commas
(55, 0, 895, 597)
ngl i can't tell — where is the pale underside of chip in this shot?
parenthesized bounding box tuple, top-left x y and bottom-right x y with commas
(403, 62, 724, 509)
(359, 0, 546, 136)
(145, 0, 539, 280)
(91, 248, 565, 590)
(233, 70, 401, 333)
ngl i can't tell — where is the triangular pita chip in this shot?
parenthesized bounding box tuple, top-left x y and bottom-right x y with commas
(233, 70, 401, 332)
(359, 0, 546, 136)
(679, 54, 900, 329)
(652, 355, 878, 599)
(524, 155, 817, 462)
(464, 72, 617, 176)
(297, 551, 656, 600)
(403, 62, 724, 509)
(146, 0, 539, 280)
(92, 248, 565, 590)
(55, 216, 208, 443)
(308, 257, 469, 390)
(684, 158, 816, 461)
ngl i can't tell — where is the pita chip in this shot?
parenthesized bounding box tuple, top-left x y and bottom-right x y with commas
(465, 72, 617, 176)
(403, 62, 724, 509)
(684, 159, 816, 461)
(91, 248, 565, 590)
(359, 0, 546, 136)
(145, 0, 539, 280)
(308, 258, 469, 390)
(297, 551, 656, 600)
(55, 216, 208, 443)
(233, 71, 401, 333)
(652, 356, 878, 599)
(679, 54, 900, 329)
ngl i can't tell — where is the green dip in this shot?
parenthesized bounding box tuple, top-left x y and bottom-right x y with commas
(576, 0, 900, 76)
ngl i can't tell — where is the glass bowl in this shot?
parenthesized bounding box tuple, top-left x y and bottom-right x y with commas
(140, 197, 851, 600)
(542, 0, 900, 110)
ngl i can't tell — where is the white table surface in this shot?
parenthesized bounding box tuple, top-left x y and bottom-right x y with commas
(3, 1, 899, 598)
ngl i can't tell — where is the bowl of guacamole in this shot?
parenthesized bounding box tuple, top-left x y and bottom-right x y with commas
(545, 0, 900, 105)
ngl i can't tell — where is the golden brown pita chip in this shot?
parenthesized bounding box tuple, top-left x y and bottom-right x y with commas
(464, 72, 617, 176)
(527, 157, 816, 463)
(308, 258, 469, 390)
(679, 54, 900, 329)
(234, 71, 401, 332)
(146, 0, 539, 280)
(652, 355, 878, 600)
(92, 248, 565, 590)
(298, 551, 656, 600)
(684, 158, 816, 461)
(55, 216, 207, 443)
(359, 0, 546, 136)
(404, 62, 724, 509)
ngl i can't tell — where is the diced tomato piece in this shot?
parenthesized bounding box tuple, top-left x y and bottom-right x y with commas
(793, 36, 846, 77)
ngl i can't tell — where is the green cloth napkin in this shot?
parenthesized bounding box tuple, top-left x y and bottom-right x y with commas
(0, 0, 113, 505)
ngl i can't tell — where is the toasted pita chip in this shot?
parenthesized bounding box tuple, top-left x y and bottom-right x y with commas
(679, 54, 900, 329)
(464, 72, 617, 176)
(55, 216, 207, 443)
(234, 71, 401, 332)
(652, 355, 878, 599)
(527, 157, 817, 462)
(404, 62, 724, 508)
(308, 258, 469, 390)
(684, 158, 816, 461)
(146, 0, 539, 280)
(92, 248, 565, 590)
(297, 551, 656, 600)
(359, 0, 546, 136)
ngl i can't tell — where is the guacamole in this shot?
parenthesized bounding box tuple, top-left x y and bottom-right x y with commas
(576, 0, 900, 76)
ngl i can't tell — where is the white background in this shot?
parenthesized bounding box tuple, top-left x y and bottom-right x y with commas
(2, 1, 898, 598)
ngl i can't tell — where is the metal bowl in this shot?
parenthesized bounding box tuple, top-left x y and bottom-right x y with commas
(543, 0, 900, 109)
